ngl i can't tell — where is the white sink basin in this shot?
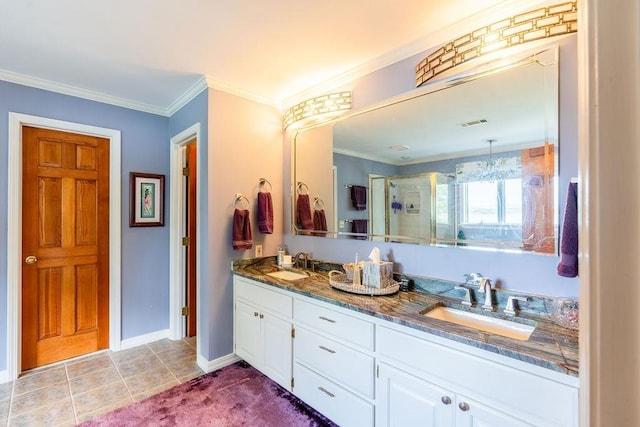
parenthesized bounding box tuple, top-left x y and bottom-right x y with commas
(266, 270, 310, 281)
(423, 306, 535, 341)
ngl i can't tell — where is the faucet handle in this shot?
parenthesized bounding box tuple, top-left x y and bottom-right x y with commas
(454, 286, 473, 306)
(504, 296, 528, 316)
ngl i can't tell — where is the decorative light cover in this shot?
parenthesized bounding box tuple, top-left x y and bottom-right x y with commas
(283, 91, 352, 129)
(416, 1, 577, 87)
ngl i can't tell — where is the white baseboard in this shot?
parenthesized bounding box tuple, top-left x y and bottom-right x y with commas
(0, 369, 9, 385)
(118, 329, 170, 351)
(197, 353, 241, 373)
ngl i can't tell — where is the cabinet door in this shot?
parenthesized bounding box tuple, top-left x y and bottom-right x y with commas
(455, 394, 532, 427)
(235, 300, 262, 367)
(376, 363, 454, 427)
(262, 313, 292, 390)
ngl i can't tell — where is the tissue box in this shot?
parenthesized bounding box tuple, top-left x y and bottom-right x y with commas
(362, 261, 393, 289)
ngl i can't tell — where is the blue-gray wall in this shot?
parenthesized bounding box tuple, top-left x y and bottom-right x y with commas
(286, 35, 579, 298)
(0, 80, 172, 371)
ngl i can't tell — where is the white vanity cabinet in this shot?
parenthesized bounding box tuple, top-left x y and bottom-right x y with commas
(233, 276, 293, 391)
(376, 325, 579, 427)
(292, 299, 375, 427)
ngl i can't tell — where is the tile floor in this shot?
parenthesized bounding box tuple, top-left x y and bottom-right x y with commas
(0, 337, 202, 426)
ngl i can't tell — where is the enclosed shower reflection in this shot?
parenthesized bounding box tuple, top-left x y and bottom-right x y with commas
(369, 173, 455, 244)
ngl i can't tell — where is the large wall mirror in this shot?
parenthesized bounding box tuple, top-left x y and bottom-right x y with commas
(294, 46, 559, 255)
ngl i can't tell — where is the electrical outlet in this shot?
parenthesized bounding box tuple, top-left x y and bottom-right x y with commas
(255, 244, 263, 257)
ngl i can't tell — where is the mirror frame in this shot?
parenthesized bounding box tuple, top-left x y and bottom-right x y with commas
(292, 44, 560, 254)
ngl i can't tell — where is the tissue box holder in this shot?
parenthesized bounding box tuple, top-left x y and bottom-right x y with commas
(362, 261, 393, 289)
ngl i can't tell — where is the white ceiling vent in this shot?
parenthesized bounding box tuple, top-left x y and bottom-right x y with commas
(459, 119, 488, 128)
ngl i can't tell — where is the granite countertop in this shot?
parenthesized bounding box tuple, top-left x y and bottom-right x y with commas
(232, 257, 579, 378)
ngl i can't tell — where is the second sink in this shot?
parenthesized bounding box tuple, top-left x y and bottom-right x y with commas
(266, 270, 310, 281)
(422, 306, 535, 341)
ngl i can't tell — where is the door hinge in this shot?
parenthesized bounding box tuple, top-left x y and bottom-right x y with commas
(291, 327, 295, 338)
(291, 378, 294, 388)
(181, 306, 189, 316)
(182, 167, 190, 176)
(182, 237, 190, 246)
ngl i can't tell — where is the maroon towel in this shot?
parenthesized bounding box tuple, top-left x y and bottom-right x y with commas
(351, 185, 367, 210)
(312, 209, 327, 236)
(297, 194, 314, 230)
(257, 192, 273, 234)
(351, 219, 368, 240)
(232, 209, 252, 250)
(557, 182, 578, 277)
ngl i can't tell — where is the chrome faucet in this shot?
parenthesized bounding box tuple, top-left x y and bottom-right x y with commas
(293, 252, 308, 269)
(504, 296, 528, 316)
(454, 285, 473, 306)
(479, 278, 493, 311)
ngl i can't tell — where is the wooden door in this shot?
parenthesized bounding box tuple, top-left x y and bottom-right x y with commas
(521, 143, 555, 254)
(21, 126, 110, 370)
(185, 142, 197, 336)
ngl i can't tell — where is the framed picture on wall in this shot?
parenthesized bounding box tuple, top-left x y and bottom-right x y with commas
(129, 172, 165, 227)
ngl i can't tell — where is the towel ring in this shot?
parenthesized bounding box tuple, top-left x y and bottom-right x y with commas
(313, 197, 325, 210)
(234, 193, 250, 209)
(259, 178, 272, 192)
(297, 182, 309, 195)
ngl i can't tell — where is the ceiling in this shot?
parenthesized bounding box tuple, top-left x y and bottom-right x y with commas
(0, 0, 537, 115)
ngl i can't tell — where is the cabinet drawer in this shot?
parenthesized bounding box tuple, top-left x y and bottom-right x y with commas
(377, 325, 578, 427)
(294, 299, 374, 351)
(293, 362, 374, 427)
(235, 277, 292, 318)
(295, 326, 374, 398)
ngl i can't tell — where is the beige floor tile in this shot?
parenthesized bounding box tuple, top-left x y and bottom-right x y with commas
(177, 370, 204, 384)
(69, 364, 121, 396)
(13, 365, 67, 396)
(162, 355, 204, 379)
(0, 382, 12, 401)
(148, 338, 191, 355)
(66, 353, 114, 379)
(155, 345, 196, 364)
(10, 382, 70, 417)
(108, 345, 153, 365)
(183, 336, 197, 349)
(75, 397, 133, 424)
(122, 365, 175, 396)
(8, 398, 75, 427)
(115, 354, 164, 378)
(72, 379, 131, 419)
(131, 379, 179, 402)
(0, 398, 10, 423)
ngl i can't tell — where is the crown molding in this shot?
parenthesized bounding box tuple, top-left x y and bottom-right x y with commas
(281, 0, 554, 108)
(0, 68, 169, 116)
(165, 76, 209, 116)
(204, 76, 278, 107)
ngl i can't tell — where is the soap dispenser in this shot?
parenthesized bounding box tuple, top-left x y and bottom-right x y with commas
(277, 245, 287, 267)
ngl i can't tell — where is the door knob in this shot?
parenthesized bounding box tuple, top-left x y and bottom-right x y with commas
(25, 255, 38, 264)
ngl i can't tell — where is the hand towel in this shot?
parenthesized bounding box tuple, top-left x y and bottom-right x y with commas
(351, 219, 368, 240)
(296, 194, 314, 230)
(232, 208, 253, 250)
(257, 192, 273, 234)
(312, 209, 328, 236)
(557, 182, 578, 277)
(351, 185, 367, 210)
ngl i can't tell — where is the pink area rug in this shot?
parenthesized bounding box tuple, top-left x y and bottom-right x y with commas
(81, 361, 337, 426)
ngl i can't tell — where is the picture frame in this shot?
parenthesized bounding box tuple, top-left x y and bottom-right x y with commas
(129, 172, 165, 227)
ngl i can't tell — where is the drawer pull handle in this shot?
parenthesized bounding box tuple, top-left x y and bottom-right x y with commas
(318, 386, 335, 398)
(318, 316, 336, 323)
(441, 396, 452, 405)
(259, 314, 264, 319)
(318, 345, 336, 354)
(254, 312, 259, 317)
(458, 402, 470, 412)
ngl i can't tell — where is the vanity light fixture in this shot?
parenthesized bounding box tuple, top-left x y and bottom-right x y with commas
(415, 1, 577, 87)
(283, 91, 352, 130)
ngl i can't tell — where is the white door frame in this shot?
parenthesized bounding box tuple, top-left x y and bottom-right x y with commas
(168, 123, 200, 345)
(6, 113, 122, 381)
